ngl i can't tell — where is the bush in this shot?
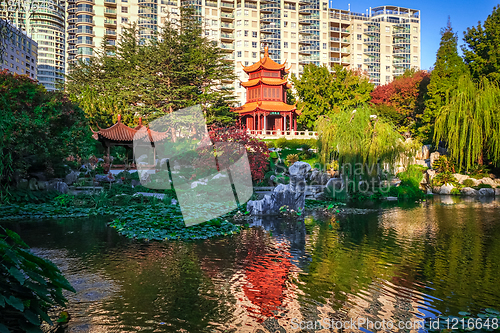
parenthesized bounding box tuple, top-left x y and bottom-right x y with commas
(432, 155, 456, 173)
(432, 172, 458, 186)
(463, 179, 475, 187)
(266, 141, 275, 149)
(0, 227, 75, 331)
(450, 188, 461, 195)
(391, 165, 426, 199)
(285, 154, 299, 166)
(275, 137, 288, 149)
(476, 183, 492, 189)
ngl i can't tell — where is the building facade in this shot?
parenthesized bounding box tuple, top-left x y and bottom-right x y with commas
(1, 0, 66, 90)
(1, 20, 38, 79)
(62, 0, 420, 103)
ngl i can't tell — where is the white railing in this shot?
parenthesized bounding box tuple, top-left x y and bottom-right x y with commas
(246, 129, 319, 139)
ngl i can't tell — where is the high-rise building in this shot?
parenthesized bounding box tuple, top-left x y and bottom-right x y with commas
(1, 0, 66, 90)
(63, 1, 420, 104)
(0, 19, 38, 79)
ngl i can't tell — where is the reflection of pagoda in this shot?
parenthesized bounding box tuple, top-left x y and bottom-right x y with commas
(232, 46, 301, 135)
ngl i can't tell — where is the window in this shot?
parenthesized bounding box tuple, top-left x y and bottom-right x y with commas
(244, 30, 248, 36)
(357, 34, 362, 40)
(358, 64, 362, 69)
(284, 11, 288, 17)
(205, 30, 210, 36)
(386, 55, 390, 61)
(322, 2, 327, 10)
(236, 20, 241, 26)
(413, 26, 418, 32)
(284, 21, 288, 27)
(357, 24, 361, 29)
(121, 6, 128, 13)
(252, 31, 257, 38)
(244, 20, 249, 26)
(121, 17, 128, 23)
(252, 52, 257, 58)
(245, 61, 249, 66)
(284, 41, 288, 48)
(212, 19, 217, 26)
(413, 36, 417, 42)
(236, 30, 242, 37)
(386, 76, 391, 82)
(386, 65, 390, 72)
(244, 41, 249, 47)
(291, 32, 296, 38)
(413, 56, 418, 63)
(385, 26, 390, 32)
(357, 54, 362, 60)
(322, 43, 326, 49)
(236, 9, 241, 16)
(237, 51, 242, 57)
(252, 41, 257, 48)
(244, 9, 248, 15)
(291, 22, 296, 28)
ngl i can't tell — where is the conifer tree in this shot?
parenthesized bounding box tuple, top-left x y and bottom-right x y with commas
(419, 19, 467, 143)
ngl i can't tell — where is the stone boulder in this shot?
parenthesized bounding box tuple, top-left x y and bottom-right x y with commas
(28, 178, 38, 191)
(461, 187, 478, 196)
(247, 161, 311, 215)
(478, 177, 497, 187)
(48, 181, 69, 194)
(432, 186, 441, 194)
(18, 179, 29, 190)
(38, 181, 48, 190)
(422, 145, 431, 160)
(453, 174, 470, 184)
(495, 188, 500, 196)
(429, 152, 440, 168)
(479, 188, 495, 196)
(320, 172, 330, 185)
(439, 183, 455, 195)
(64, 170, 80, 185)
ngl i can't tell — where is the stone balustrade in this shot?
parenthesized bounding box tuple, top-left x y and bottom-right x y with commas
(246, 129, 319, 139)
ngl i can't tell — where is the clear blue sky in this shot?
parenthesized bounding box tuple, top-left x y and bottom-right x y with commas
(329, 0, 498, 70)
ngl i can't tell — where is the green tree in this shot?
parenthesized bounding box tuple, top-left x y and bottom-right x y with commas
(434, 75, 500, 170)
(317, 106, 408, 193)
(462, 5, 500, 82)
(0, 70, 93, 190)
(66, 9, 236, 127)
(290, 64, 373, 130)
(420, 19, 467, 143)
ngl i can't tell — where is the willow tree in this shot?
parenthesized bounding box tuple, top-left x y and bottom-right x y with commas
(434, 75, 500, 171)
(317, 106, 408, 193)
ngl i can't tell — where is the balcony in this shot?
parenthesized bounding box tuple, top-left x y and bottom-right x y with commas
(104, 0, 117, 6)
(220, 22, 234, 31)
(364, 48, 380, 54)
(220, 12, 234, 20)
(393, 48, 410, 54)
(220, 32, 234, 41)
(364, 57, 380, 64)
(104, 18, 117, 27)
(105, 29, 117, 37)
(364, 38, 380, 43)
(221, 2, 234, 10)
(205, 0, 217, 7)
(104, 8, 117, 16)
(330, 57, 340, 62)
(76, 17, 94, 25)
(220, 43, 234, 52)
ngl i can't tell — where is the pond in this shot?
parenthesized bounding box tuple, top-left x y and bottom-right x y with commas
(3, 196, 500, 332)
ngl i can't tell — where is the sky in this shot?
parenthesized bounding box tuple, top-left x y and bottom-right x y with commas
(329, 0, 498, 70)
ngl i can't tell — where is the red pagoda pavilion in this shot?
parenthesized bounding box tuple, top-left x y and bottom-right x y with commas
(232, 46, 300, 135)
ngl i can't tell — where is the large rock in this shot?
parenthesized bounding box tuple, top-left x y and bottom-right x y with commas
(478, 177, 497, 187)
(48, 181, 69, 194)
(247, 161, 311, 215)
(38, 181, 48, 190)
(18, 179, 29, 190)
(28, 178, 38, 191)
(439, 183, 455, 195)
(430, 152, 440, 168)
(319, 172, 330, 185)
(453, 174, 469, 184)
(432, 186, 441, 194)
(422, 145, 431, 160)
(495, 188, 500, 196)
(427, 169, 437, 180)
(479, 188, 495, 196)
(64, 170, 80, 185)
(461, 187, 478, 196)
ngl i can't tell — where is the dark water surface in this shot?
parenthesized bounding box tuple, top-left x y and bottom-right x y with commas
(3, 196, 500, 332)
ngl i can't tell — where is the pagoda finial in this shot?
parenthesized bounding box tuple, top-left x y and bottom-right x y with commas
(117, 114, 121, 123)
(264, 45, 269, 58)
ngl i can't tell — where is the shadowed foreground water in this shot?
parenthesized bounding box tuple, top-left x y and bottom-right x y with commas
(3, 196, 500, 332)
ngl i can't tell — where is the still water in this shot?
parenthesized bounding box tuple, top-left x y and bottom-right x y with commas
(3, 196, 500, 332)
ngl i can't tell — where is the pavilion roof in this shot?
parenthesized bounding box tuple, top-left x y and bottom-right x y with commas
(242, 46, 288, 74)
(241, 77, 291, 88)
(232, 101, 300, 115)
(91, 115, 169, 143)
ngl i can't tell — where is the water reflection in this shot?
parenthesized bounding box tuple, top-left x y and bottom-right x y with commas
(2, 197, 500, 332)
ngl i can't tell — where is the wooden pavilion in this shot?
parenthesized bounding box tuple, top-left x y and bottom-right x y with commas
(231, 46, 301, 135)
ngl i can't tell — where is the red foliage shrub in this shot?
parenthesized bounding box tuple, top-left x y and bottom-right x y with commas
(208, 125, 269, 182)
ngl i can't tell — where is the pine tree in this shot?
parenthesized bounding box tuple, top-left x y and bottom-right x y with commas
(419, 19, 467, 143)
(463, 5, 500, 82)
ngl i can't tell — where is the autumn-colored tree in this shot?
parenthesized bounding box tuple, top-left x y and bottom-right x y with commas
(370, 70, 430, 138)
(290, 64, 373, 130)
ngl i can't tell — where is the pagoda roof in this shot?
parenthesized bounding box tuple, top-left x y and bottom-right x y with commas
(91, 115, 169, 143)
(241, 77, 291, 88)
(232, 101, 301, 115)
(243, 46, 289, 74)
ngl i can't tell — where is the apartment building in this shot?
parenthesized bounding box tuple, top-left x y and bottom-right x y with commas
(1, 20, 38, 79)
(1, 0, 66, 90)
(63, 0, 420, 104)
